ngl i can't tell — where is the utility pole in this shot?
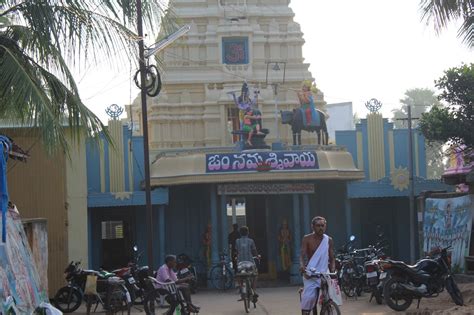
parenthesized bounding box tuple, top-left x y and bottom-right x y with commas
(407, 105, 416, 263)
(136, 0, 154, 269)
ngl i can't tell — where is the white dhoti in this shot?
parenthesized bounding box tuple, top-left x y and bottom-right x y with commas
(300, 234, 329, 311)
(301, 277, 320, 310)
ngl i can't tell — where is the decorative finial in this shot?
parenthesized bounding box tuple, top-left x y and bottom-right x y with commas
(105, 104, 124, 120)
(365, 98, 382, 113)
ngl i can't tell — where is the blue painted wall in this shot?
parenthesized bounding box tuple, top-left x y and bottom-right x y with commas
(336, 118, 428, 178)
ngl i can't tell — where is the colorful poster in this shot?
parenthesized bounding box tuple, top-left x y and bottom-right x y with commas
(423, 195, 473, 272)
(0, 209, 47, 313)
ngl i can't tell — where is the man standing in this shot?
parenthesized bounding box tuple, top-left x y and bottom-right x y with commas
(299, 216, 335, 315)
(228, 223, 240, 273)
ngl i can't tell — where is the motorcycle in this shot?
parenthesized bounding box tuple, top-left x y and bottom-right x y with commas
(112, 246, 151, 304)
(53, 261, 131, 313)
(337, 235, 367, 298)
(381, 246, 464, 312)
(176, 253, 198, 294)
(364, 239, 390, 304)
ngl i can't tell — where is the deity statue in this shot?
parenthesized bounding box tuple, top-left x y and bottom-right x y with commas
(278, 219, 292, 271)
(202, 223, 212, 267)
(229, 82, 263, 146)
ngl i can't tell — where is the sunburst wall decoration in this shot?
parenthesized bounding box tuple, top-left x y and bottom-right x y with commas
(391, 166, 410, 191)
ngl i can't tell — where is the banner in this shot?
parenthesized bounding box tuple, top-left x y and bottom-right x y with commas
(423, 195, 473, 272)
(206, 151, 318, 173)
(218, 183, 315, 195)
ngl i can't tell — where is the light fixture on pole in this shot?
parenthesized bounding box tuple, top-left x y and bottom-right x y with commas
(265, 61, 286, 148)
(136, 0, 190, 269)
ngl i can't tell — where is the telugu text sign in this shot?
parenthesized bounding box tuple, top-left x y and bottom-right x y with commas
(218, 183, 315, 195)
(205, 151, 319, 173)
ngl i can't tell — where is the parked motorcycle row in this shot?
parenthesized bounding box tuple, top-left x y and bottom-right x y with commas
(335, 234, 465, 312)
(53, 247, 198, 314)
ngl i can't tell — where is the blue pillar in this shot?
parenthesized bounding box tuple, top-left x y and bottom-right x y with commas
(290, 194, 302, 284)
(220, 193, 228, 253)
(209, 185, 219, 287)
(302, 194, 311, 235)
(345, 198, 352, 239)
(159, 205, 165, 266)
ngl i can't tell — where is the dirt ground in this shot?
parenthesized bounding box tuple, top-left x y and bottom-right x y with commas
(72, 282, 474, 314)
(404, 282, 474, 315)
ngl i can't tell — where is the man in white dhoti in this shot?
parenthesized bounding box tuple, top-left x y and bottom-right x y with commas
(299, 216, 335, 314)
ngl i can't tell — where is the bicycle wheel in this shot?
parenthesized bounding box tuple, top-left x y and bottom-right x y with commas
(320, 300, 341, 315)
(210, 265, 233, 290)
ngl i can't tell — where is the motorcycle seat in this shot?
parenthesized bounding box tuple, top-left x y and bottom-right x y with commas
(386, 259, 425, 272)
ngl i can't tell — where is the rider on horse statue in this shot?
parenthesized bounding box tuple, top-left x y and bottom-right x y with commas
(297, 83, 320, 127)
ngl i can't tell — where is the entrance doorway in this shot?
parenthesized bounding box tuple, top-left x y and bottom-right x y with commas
(226, 195, 269, 274)
(96, 209, 135, 270)
(246, 196, 269, 274)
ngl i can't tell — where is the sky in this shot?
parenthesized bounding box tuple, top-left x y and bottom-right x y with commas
(76, 0, 474, 123)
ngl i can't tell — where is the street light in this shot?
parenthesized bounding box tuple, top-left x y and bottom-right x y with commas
(136, 0, 190, 269)
(407, 105, 416, 263)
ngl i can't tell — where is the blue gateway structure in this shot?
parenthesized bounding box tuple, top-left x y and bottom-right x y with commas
(86, 113, 450, 285)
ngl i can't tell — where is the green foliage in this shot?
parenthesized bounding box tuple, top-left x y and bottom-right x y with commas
(0, 0, 172, 153)
(420, 0, 474, 48)
(419, 63, 474, 153)
(392, 88, 445, 178)
(392, 88, 440, 128)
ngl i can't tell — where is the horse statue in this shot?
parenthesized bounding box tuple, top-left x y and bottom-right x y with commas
(281, 109, 328, 145)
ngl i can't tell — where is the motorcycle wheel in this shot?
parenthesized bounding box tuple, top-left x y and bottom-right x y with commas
(53, 286, 82, 313)
(107, 286, 131, 315)
(374, 289, 384, 305)
(383, 278, 413, 312)
(445, 276, 464, 306)
(340, 275, 356, 298)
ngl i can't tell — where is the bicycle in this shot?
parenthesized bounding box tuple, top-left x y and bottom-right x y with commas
(235, 257, 260, 313)
(209, 251, 233, 290)
(300, 269, 341, 315)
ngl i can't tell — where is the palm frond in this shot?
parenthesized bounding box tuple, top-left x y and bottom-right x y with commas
(0, 0, 176, 153)
(459, 13, 474, 47)
(0, 33, 106, 154)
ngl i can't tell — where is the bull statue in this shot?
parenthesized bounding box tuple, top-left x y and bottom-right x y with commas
(281, 84, 328, 145)
(281, 109, 328, 145)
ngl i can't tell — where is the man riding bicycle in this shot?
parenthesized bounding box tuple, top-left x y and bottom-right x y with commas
(235, 226, 260, 301)
(299, 216, 335, 315)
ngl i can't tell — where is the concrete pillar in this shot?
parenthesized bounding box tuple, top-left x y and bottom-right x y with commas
(159, 205, 165, 266)
(220, 194, 228, 253)
(290, 194, 302, 284)
(210, 185, 219, 265)
(302, 194, 310, 235)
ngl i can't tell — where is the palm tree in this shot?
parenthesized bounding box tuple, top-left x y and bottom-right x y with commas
(0, 0, 170, 153)
(420, 0, 474, 48)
